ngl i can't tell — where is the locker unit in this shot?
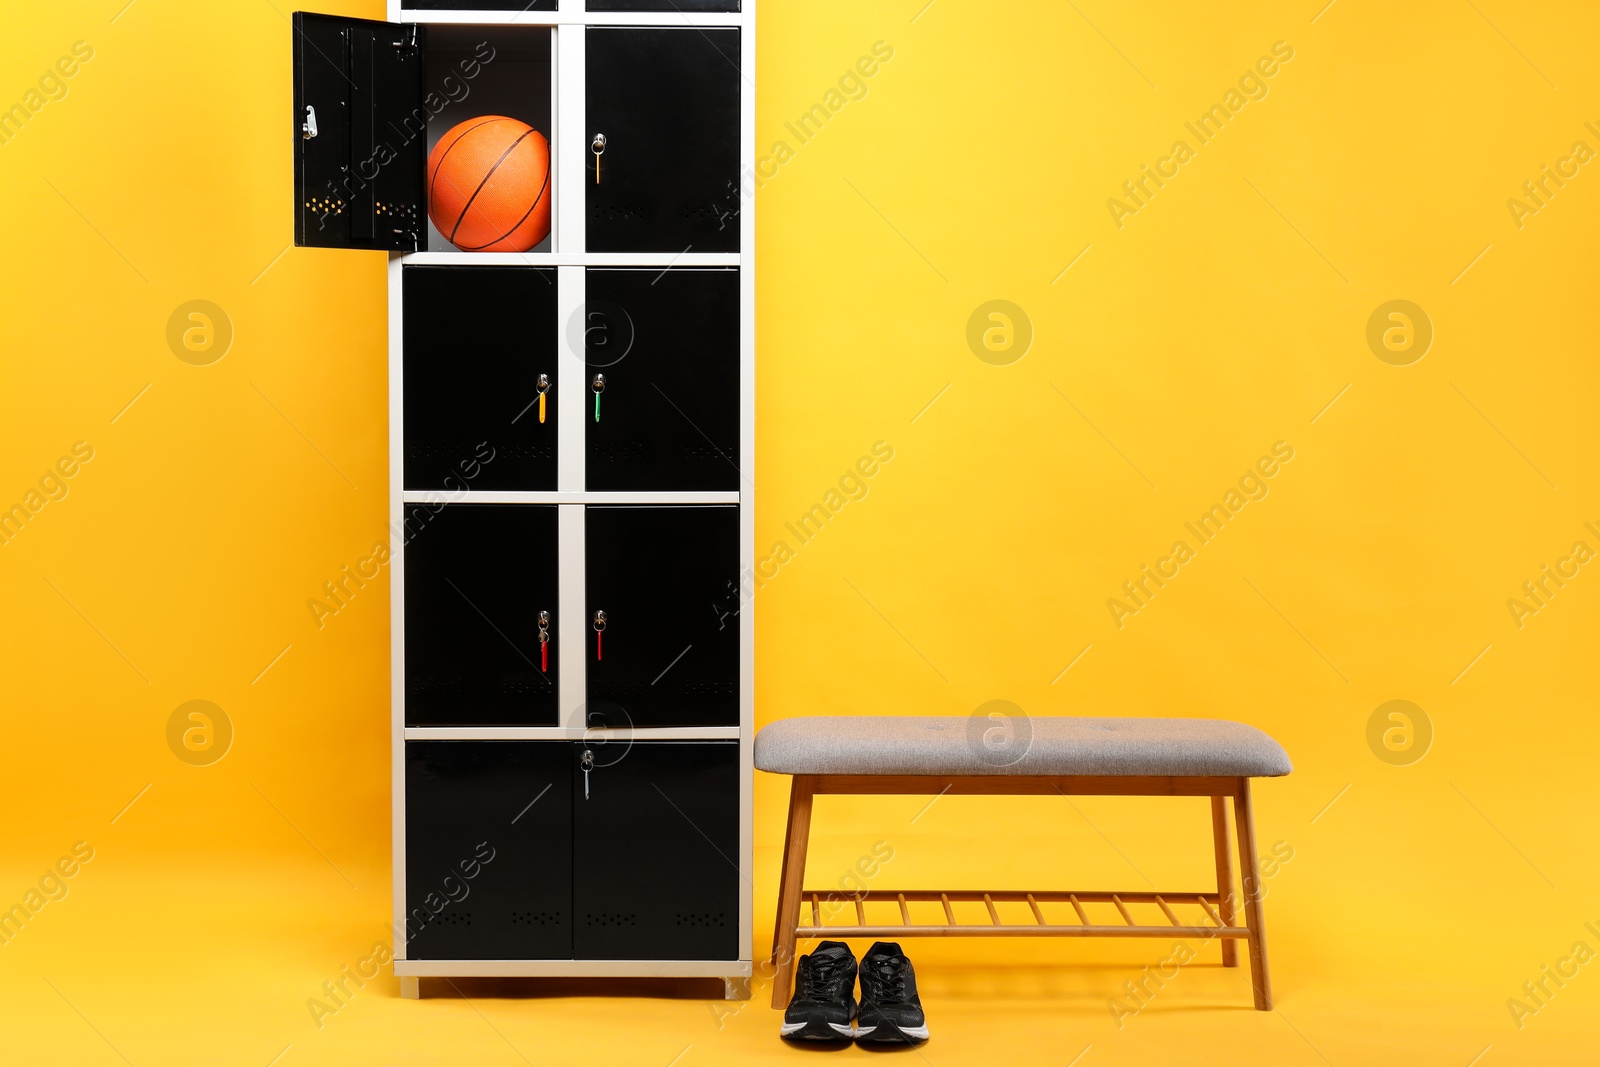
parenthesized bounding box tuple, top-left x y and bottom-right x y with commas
(585, 505, 740, 729)
(402, 266, 559, 491)
(403, 503, 560, 726)
(291, 0, 754, 996)
(405, 740, 573, 961)
(572, 740, 739, 960)
(584, 28, 742, 252)
(584, 268, 740, 492)
(404, 739, 738, 962)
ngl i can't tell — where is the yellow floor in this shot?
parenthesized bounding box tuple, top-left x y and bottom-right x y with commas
(6, 798, 1598, 1065)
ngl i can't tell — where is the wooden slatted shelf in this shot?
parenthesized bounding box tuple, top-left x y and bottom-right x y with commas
(793, 889, 1249, 940)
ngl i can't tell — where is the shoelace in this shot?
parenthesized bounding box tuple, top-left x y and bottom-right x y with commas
(863, 956, 908, 1002)
(796, 955, 852, 1002)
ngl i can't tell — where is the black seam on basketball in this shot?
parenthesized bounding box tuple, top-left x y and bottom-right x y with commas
(449, 128, 537, 244)
(461, 162, 551, 251)
(430, 116, 504, 196)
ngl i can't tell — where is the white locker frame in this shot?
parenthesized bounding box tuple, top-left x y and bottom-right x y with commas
(385, 0, 756, 995)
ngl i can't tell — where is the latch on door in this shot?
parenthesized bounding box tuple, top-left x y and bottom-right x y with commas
(302, 105, 318, 140)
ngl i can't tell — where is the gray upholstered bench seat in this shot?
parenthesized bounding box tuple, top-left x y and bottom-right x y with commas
(754, 715, 1292, 778)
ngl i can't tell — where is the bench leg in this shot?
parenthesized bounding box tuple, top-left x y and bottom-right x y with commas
(769, 775, 815, 1009)
(1232, 778, 1273, 1009)
(1209, 795, 1239, 968)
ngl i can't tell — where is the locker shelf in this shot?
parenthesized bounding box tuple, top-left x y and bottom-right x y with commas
(398, 490, 740, 504)
(399, 251, 742, 267)
(403, 726, 740, 740)
(391, 9, 748, 29)
(394, 958, 752, 977)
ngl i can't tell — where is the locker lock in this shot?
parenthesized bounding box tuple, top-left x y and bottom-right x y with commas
(302, 105, 318, 140)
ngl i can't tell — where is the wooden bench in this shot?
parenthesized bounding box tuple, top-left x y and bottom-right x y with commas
(754, 715, 1292, 1010)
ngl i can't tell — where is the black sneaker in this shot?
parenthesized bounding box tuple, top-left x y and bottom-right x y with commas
(780, 941, 858, 1041)
(855, 941, 928, 1044)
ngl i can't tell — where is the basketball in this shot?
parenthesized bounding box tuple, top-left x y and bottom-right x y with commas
(426, 116, 551, 252)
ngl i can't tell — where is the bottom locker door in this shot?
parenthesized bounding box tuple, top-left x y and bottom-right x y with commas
(405, 741, 572, 960)
(572, 740, 739, 960)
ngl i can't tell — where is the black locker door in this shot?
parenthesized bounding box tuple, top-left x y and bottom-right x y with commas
(572, 741, 739, 959)
(586, 506, 739, 728)
(590, 1, 735, 10)
(405, 741, 572, 960)
(586, 28, 741, 252)
(405, 504, 559, 726)
(292, 13, 425, 251)
(404, 266, 558, 491)
(586, 268, 740, 491)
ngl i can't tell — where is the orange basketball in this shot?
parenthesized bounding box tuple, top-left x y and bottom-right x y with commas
(427, 116, 551, 252)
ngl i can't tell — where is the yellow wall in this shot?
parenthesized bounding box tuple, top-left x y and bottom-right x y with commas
(2, 1, 1597, 1063)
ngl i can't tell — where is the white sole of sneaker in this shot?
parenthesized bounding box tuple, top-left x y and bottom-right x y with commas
(855, 1022, 930, 1043)
(778, 1019, 857, 1041)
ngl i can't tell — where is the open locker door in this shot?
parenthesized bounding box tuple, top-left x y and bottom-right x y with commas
(293, 12, 426, 251)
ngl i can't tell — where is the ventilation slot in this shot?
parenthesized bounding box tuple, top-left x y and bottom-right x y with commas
(585, 911, 637, 927)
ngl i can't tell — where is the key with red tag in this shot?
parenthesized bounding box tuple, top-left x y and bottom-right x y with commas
(593, 610, 606, 661)
(538, 610, 550, 672)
